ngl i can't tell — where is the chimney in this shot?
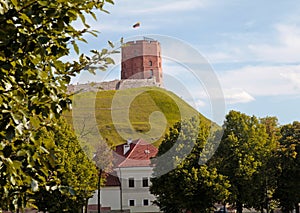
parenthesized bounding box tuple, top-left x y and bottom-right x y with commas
(127, 138, 132, 145)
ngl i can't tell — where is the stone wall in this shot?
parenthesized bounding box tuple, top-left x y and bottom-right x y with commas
(118, 78, 161, 90)
(68, 78, 162, 94)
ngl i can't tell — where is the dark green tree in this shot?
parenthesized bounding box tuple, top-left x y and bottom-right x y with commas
(248, 117, 280, 213)
(274, 121, 300, 213)
(0, 0, 116, 210)
(32, 118, 98, 213)
(213, 111, 270, 213)
(150, 118, 230, 213)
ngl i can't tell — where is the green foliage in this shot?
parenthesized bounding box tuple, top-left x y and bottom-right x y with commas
(243, 117, 281, 212)
(274, 121, 300, 212)
(150, 118, 230, 213)
(0, 0, 115, 210)
(32, 118, 98, 212)
(212, 111, 276, 213)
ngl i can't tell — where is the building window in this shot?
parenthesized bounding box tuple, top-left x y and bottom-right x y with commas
(149, 61, 152, 66)
(143, 199, 149, 206)
(142, 177, 149, 187)
(129, 200, 135, 206)
(129, 178, 134, 188)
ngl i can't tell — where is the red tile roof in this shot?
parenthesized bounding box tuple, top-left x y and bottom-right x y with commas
(114, 139, 158, 168)
(104, 171, 121, 187)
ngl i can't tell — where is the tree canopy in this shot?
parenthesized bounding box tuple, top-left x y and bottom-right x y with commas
(151, 111, 299, 213)
(215, 111, 271, 212)
(32, 118, 98, 212)
(150, 118, 230, 213)
(274, 121, 300, 213)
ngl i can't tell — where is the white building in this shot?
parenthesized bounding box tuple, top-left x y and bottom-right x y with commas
(88, 139, 160, 213)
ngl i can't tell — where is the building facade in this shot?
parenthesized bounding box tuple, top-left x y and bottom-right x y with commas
(88, 139, 160, 213)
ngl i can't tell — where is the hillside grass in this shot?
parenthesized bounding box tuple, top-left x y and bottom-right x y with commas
(64, 87, 215, 147)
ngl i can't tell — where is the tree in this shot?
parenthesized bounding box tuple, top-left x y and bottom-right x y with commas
(72, 112, 114, 213)
(274, 121, 300, 213)
(247, 117, 280, 213)
(213, 111, 270, 213)
(150, 117, 230, 213)
(0, 0, 115, 210)
(32, 118, 98, 212)
(93, 141, 113, 213)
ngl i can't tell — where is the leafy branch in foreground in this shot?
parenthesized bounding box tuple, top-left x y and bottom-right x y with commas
(0, 0, 116, 211)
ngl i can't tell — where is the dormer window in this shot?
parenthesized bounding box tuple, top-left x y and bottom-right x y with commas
(123, 144, 130, 155)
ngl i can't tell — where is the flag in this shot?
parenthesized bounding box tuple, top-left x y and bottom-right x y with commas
(133, 22, 140, 28)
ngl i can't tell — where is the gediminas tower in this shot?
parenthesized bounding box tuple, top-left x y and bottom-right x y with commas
(121, 38, 163, 84)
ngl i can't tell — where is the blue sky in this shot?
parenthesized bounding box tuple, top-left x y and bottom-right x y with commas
(70, 0, 300, 125)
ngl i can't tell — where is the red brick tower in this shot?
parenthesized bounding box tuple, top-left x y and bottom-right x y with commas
(121, 38, 162, 84)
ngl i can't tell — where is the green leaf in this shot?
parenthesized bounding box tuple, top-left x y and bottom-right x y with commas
(72, 41, 79, 54)
(108, 40, 114, 48)
(101, 48, 108, 55)
(20, 13, 32, 24)
(105, 57, 115, 65)
(90, 11, 97, 20)
(11, 0, 19, 9)
(106, 0, 114, 4)
(88, 30, 98, 37)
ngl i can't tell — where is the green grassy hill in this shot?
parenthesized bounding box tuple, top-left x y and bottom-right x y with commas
(65, 86, 215, 147)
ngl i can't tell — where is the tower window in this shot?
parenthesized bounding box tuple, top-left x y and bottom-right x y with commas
(150, 70, 153, 78)
(149, 61, 152, 66)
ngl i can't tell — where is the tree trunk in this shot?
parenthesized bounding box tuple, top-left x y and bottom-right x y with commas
(295, 203, 299, 213)
(236, 201, 243, 213)
(85, 198, 89, 213)
(260, 205, 264, 213)
(98, 169, 103, 213)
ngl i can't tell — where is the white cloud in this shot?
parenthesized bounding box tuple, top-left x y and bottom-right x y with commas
(219, 65, 300, 97)
(205, 23, 300, 64)
(223, 88, 255, 104)
(248, 24, 300, 63)
(280, 72, 300, 88)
